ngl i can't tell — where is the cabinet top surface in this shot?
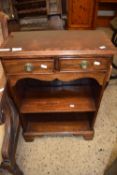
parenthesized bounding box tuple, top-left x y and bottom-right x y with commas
(0, 30, 116, 58)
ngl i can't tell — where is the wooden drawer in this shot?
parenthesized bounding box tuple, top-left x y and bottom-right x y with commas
(60, 58, 109, 72)
(3, 59, 54, 75)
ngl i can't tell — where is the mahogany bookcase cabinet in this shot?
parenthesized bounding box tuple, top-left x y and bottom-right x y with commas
(0, 30, 115, 141)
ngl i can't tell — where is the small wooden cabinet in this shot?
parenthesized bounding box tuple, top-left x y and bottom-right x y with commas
(68, 0, 98, 29)
(0, 30, 115, 141)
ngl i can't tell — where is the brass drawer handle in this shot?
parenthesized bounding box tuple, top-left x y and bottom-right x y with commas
(24, 63, 34, 72)
(80, 60, 89, 69)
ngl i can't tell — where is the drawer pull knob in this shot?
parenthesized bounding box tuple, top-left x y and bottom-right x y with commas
(40, 64, 47, 69)
(24, 63, 34, 72)
(80, 61, 89, 69)
(94, 61, 101, 66)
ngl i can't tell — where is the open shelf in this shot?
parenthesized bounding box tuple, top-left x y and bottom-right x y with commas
(13, 78, 100, 139)
(13, 78, 100, 114)
(23, 113, 94, 137)
(19, 85, 96, 113)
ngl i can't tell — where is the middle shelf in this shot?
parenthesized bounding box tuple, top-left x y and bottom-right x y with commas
(20, 86, 96, 113)
(13, 78, 100, 114)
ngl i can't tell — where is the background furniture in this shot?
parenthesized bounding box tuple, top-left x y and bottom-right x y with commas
(0, 12, 9, 46)
(0, 87, 23, 175)
(68, 0, 117, 29)
(0, 11, 23, 175)
(0, 62, 23, 175)
(13, 0, 48, 20)
(0, 0, 14, 19)
(12, 0, 62, 20)
(0, 30, 115, 142)
(111, 17, 117, 46)
(97, 0, 117, 27)
(1, 0, 117, 31)
(68, 0, 98, 29)
(11, 0, 63, 31)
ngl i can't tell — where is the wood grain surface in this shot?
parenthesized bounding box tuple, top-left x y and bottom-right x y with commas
(0, 30, 116, 57)
(68, 0, 97, 29)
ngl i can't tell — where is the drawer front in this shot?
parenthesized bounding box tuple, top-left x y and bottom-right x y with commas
(3, 59, 54, 74)
(60, 58, 110, 72)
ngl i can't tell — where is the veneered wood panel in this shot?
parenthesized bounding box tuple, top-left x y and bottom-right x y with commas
(60, 58, 110, 72)
(68, 0, 97, 29)
(3, 59, 54, 75)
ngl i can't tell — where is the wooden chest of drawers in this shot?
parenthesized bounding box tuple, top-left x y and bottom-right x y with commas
(0, 30, 115, 141)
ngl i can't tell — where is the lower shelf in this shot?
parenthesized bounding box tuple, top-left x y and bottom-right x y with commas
(22, 113, 94, 139)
